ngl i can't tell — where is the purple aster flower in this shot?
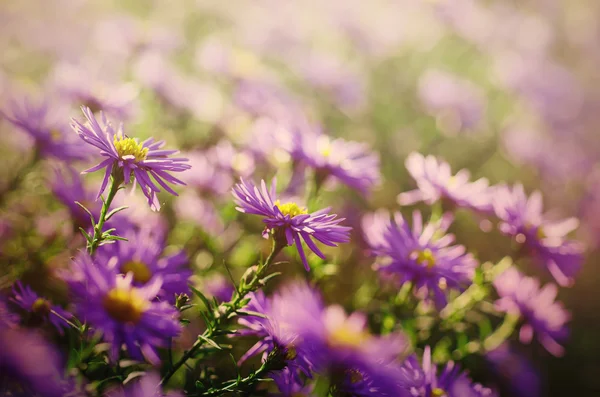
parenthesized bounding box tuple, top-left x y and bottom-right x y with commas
(365, 210, 477, 309)
(292, 133, 380, 195)
(0, 324, 68, 397)
(200, 274, 235, 303)
(237, 287, 315, 377)
(399, 346, 498, 397)
(1, 97, 92, 161)
(52, 61, 139, 121)
(95, 226, 191, 303)
(486, 343, 540, 397)
(70, 106, 191, 211)
(105, 372, 182, 397)
(52, 166, 102, 227)
(492, 184, 583, 286)
(232, 178, 351, 271)
(398, 152, 492, 212)
(418, 69, 486, 135)
(10, 281, 72, 334)
(493, 267, 569, 356)
(64, 253, 181, 364)
(270, 368, 315, 397)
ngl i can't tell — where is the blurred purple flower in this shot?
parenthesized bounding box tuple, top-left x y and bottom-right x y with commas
(486, 343, 541, 397)
(105, 372, 182, 397)
(96, 226, 191, 304)
(399, 346, 497, 397)
(398, 152, 492, 212)
(492, 184, 583, 286)
(52, 166, 102, 226)
(1, 97, 92, 161)
(64, 253, 181, 364)
(11, 281, 72, 334)
(174, 192, 224, 235)
(200, 274, 234, 303)
(364, 210, 477, 309)
(178, 151, 232, 196)
(51, 61, 139, 120)
(71, 107, 191, 211)
(292, 133, 380, 195)
(493, 267, 569, 356)
(0, 325, 68, 397)
(418, 69, 486, 135)
(270, 367, 315, 397)
(232, 178, 351, 271)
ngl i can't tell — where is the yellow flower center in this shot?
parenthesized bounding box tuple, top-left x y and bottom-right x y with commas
(347, 369, 364, 384)
(113, 136, 149, 162)
(536, 227, 546, 240)
(50, 129, 63, 142)
(432, 388, 447, 396)
(415, 248, 436, 269)
(317, 135, 332, 157)
(285, 345, 297, 361)
(328, 326, 369, 348)
(275, 200, 308, 218)
(120, 261, 152, 284)
(103, 287, 149, 324)
(31, 298, 51, 315)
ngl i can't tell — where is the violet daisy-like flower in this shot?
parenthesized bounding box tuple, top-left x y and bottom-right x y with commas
(492, 184, 583, 286)
(398, 152, 492, 212)
(266, 283, 408, 396)
(0, 324, 68, 397)
(64, 253, 181, 364)
(399, 346, 497, 397)
(96, 226, 191, 304)
(270, 368, 315, 397)
(493, 267, 569, 356)
(364, 210, 477, 309)
(292, 133, 380, 195)
(70, 106, 191, 211)
(232, 178, 351, 271)
(1, 97, 92, 161)
(52, 166, 102, 226)
(11, 281, 72, 334)
(105, 372, 182, 397)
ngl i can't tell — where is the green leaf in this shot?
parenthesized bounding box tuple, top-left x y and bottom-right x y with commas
(75, 201, 96, 226)
(190, 286, 213, 313)
(198, 335, 222, 350)
(236, 310, 268, 319)
(78, 227, 92, 243)
(105, 205, 129, 221)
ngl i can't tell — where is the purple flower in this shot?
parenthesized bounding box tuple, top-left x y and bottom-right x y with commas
(11, 281, 72, 334)
(200, 274, 235, 303)
(70, 107, 191, 211)
(52, 61, 139, 121)
(52, 166, 102, 226)
(364, 210, 477, 309)
(486, 343, 541, 397)
(105, 372, 182, 397)
(95, 226, 191, 303)
(64, 253, 181, 364)
(398, 152, 492, 212)
(1, 97, 92, 161)
(270, 368, 315, 397)
(418, 69, 486, 135)
(292, 133, 380, 195)
(0, 325, 68, 397)
(493, 267, 569, 356)
(400, 346, 498, 397)
(174, 192, 224, 235)
(237, 287, 316, 377)
(492, 184, 583, 286)
(232, 178, 351, 271)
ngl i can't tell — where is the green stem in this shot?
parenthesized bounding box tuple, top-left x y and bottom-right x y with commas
(88, 176, 121, 255)
(161, 239, 284, 386)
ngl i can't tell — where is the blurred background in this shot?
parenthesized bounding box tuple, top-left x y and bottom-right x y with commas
(1, 0, 600, 396)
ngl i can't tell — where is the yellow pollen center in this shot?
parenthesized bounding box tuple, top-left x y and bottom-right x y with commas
(536, 227, 546, 240)
(328, 326, 369, 348)
(50, 129, 63, 142)
(432, 388, 447, 397)
(120, 261, 152, 284)
(415, 248, 436, 269)
(103, 287, 148, 324)
(275, 200, 308, 218)
(285, 345, 297, 361)
(347, 369, 364, 384)
(32, 298, 51, 315)
(113, 136, 148, 162)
